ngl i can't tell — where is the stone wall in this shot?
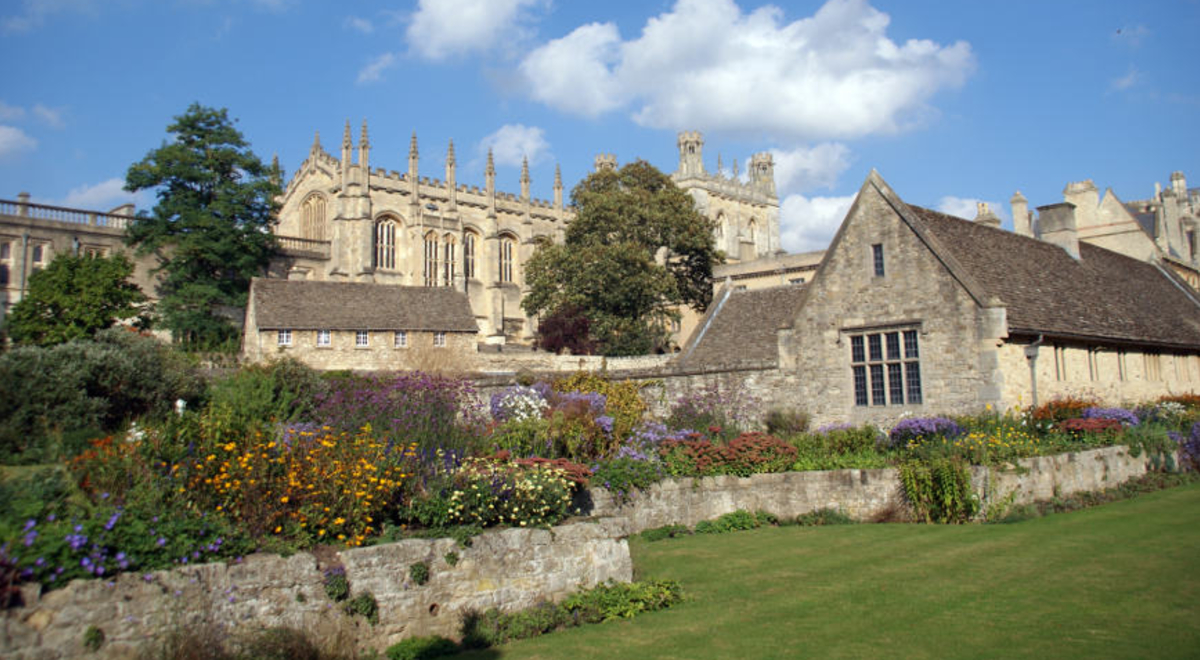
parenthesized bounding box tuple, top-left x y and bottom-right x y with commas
(586, 445, 1151, 534)
(1, 518, 631, 660)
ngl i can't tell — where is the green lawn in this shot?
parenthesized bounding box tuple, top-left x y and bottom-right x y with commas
(461, 483, 1200, 659)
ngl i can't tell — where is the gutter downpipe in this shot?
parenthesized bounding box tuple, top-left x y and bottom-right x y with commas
(1024, 334, 1045, 410)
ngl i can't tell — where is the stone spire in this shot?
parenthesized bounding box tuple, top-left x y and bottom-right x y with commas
(732, 158, 739, 178)
(270, 154, 281, 186)
(311, 131, 321, 154)
(358, 119, 370, 174)
(341, 120, 352, 178)
(446, 139, 457, 211)
(486, 149, 496, 215)
(520, 157, 531, 201)
(717, 154, 724, 177)
(407, 132, 419, 181)
(553, 163, 563, 210)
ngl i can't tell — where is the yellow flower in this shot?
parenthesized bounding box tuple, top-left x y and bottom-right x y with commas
(280, 496, 289, 503)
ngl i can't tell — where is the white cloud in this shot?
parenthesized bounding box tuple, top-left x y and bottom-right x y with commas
(0, 125, 37, 159)
(937, 195, 1011, 225)
(3, 0, 96, 33)
(407, 0, 544, 60)
(59, 177, 145, 211)
(479, 124, 550, 168)
(770, 143, 851, 194)
(344, 15, 373, 34)
(779, 192, 855, 252)
(1109, 67, 1141, 92)
(520, 0, 973, 141)
(357, 52, 397, 84)
(32, 103, 64, 128)
(0, 101, 25, 121)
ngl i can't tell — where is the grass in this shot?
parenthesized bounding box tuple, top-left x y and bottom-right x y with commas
(458, 482, 1200, 659)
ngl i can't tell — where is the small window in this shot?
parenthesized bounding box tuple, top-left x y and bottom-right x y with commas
(872, 244, 884, 277)
(277, 329, 292, 346)
(0, 242, 10, 260)
(316, 329, 331, 347)
(788, 277, 805, 285)
(394, 331, 408, 348)
(355, 331, 369, 347)
(433, 331, 446, 348)
(31, 244, 45, 264)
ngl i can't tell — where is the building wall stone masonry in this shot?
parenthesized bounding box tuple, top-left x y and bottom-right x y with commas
(2, 446, 1153, 659)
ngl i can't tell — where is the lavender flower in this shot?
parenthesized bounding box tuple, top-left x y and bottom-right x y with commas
(1081, 407, 1140, 427)
(887, 417, 965, 448)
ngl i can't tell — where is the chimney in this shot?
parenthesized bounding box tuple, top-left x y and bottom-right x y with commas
(1011, 191, 1032, 236)
(1062, 180, 1098, 229)
(973, 201, 1002, 228)
(1172, 171, 1187, 198)
(1037, 202, 1080, 260)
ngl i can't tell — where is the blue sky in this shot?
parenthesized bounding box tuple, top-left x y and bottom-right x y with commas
(1, 0, 1197, 252)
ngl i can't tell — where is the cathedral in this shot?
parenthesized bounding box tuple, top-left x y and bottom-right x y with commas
(268, 122, 780, 344)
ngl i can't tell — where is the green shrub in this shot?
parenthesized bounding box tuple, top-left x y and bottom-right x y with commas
(323, 567, 349, 602)
(444, 551, 459, 567)
(695, 509, 761, 534)
(795, 508, 856, 526)
(344, 592, 379, 625)
(638, 524, 690, 542)
(765, 408, 809, 437)
(386, 635, 460, 660)
(205, 358, 326, 430)
(591, 456, 662, 503)
(235, 626, 325, 660)
(554, 372, 648, 445)
(409, 561, 430, 586)
(83, 625, 105, 652)
(899, 457, 979, 524)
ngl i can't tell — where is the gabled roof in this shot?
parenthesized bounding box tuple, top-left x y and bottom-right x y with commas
(676, 284, 807, 369)
(852, 169, 1200, 349)
(249, 279, 478, 333)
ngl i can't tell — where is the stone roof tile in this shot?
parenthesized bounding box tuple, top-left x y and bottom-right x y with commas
(250, 279, 479, 333)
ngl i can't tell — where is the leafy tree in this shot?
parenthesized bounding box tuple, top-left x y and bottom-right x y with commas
(124, 103, 280, 349)
(6, 252, 147, 346)
(523, 160, 720, 356)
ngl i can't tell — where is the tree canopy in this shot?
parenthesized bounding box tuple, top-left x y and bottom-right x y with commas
(6, 252, 147, 347)
(124, 103, 280, 349)
(522, 160, 721, 356)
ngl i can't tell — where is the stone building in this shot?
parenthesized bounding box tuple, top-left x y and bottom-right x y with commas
(1011, 171, 1200, 289)
(0, 194, 153, 318)
(269, 124, 779, 349)
(680, 171, 1200, 427)
(242, 278, 478, 371)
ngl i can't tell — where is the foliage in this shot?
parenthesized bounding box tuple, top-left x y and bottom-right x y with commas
(694, 509, 763, 534)
(205, 358, 327, 431)
(666, 383, 761, 441)
(444, 551, 459, 567)
(638, 524, 691, 542)
(83, 624, 105, 651)
(993, 471, 1199, 523)
(403, 458, 576, 530)
(461, 579, 683, 648)
(409, 561, 430, 585)
(235, 627, 328, 660)
(886, 417, 965, 450)
(764, 408, 810, 437)
(534, 304, 597, 355)
(124, 103, 280, 349)
(1056, 417, 1123, 436)
(1178, 422, 1200, 472)
(790, 424, 888, 471)
(386, 635, 460, 660)
(0, 328, 200, 463)
(6, 252, 147, 347)
(898, 457, 979, 524)
(323, 566, 349, 602)
(658, 432, 796, 478)
(343, 591, 378, 625)
(315, 372, 483, 452)
(1031, 396, 1099, 423)
(490, 385, 548, 424)
(795, 508, 856, 526)
(554, 373, 647, 446)
(591, 455, 662, 503)
(523, 160, 720, 355)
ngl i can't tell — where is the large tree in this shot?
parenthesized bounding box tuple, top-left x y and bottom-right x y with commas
(6, 252, 147, 347)
(523, 160, 721, 356)
(125, 103, 280, 349)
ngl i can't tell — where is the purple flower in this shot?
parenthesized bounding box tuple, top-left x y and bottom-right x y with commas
(1082, 407, 1140, 427)
(888, 417, 965, 448)
(104, 510, 122, 531)
(23, 519, 36, 532)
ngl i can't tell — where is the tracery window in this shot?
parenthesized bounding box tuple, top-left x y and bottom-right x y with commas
(424, 231, 440, 286)
(375, 217, 399, 270)
(463, 231, 478, 279)
(442, 234, 456, 286)
(300, 194, 327, 240)
(499, 234, 516, 283)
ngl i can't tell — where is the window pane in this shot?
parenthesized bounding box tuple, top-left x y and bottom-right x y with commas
(906, 361, 922, 403)
(904, 330, 919, 359)
(886, 332, 900, 360)
(888, 363, 903, 404)
(853, 366, 868, 406)
(870, 364, 885, 405)
(868, 334, 882, 362)
(872, 243, 884, 277)
(851, 335, 864, 363)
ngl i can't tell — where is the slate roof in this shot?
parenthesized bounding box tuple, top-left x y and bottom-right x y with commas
(905, 204, 1200, 349)
(676, 284, 807, 369)
(249, 279, 479, 333)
